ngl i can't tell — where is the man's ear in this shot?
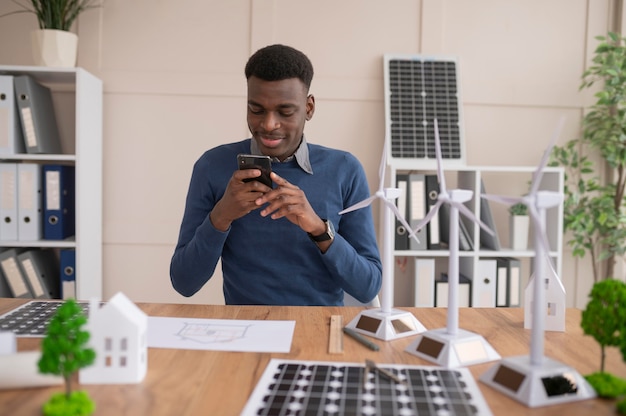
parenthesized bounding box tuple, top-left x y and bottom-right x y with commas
(306, 94, 315, 121)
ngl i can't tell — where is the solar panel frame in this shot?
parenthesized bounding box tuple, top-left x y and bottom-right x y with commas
(384, 54, 466, 170)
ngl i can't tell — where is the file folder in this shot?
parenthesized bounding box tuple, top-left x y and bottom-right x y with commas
(60, 249, 76, 299)
(0, 75, 25, 156)
(395, 173, 409, 250)
(495, 258, 510, 307)
(43, 165, 75, 240)
(439, 203, 473, 251)
(413, 258, 435, 307)
(0, 248, 31, 298)
(0, 163, 18, 241)
(17, 249, 60, 299)
(407, 173, 427, 250)
(14, 75, 62, 154)
(472, 259, 497, 308)
(425, 175, 441, 250)
(435, 273, 471, 307)
(0, 265, 11, 297)
(506, 258, 521, 307)
(17, 163, 43, 241)
(479, 180, 501, 250)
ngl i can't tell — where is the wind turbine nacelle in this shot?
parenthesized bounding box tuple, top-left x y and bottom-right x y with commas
(535, 191, 563, 209)
(448, 189, 473, 203)
(383, 188, 402, 200)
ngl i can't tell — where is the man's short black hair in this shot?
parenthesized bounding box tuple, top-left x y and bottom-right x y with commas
(245, 44, 314, 90)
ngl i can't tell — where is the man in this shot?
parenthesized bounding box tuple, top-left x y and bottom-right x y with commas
(170, 44, 382, 305)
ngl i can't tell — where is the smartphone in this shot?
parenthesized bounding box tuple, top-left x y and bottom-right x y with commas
(237, 154, 272, 187)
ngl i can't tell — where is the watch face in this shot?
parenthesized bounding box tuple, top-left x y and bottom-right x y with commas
(310, 219, 334, 242)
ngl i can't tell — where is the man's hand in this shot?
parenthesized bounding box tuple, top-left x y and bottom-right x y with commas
(209, 169, 272, 231)
(256, 172, 326, 236)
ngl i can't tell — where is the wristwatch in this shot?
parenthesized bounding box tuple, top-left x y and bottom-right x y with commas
(308, 219, 335, 243)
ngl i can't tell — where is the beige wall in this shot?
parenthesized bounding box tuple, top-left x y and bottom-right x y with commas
(0, 0, 615, 307)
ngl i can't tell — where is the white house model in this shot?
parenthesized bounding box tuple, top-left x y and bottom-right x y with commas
(524, 263, 566, 332)
(80, 292, 148, 384)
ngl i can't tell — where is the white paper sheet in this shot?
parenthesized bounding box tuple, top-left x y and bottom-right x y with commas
(147, 316, 295, 353)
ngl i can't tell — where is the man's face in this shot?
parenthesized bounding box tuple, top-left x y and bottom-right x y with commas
(247, 76, 314, 161)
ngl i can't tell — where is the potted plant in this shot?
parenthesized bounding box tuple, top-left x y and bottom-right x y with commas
(0, 0, 100, 67)
(551, 32, 626, 282)
(508, 202, 529, 250)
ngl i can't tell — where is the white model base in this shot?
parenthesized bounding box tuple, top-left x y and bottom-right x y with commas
(345, 308, 426, 341)
(404, 327, 501, 368)
(479, 355, 596, 407)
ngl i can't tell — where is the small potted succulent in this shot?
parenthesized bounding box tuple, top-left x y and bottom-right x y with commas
(508, 202, 529, 250)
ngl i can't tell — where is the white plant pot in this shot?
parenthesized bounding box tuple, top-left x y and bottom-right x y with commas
(31, 29, 78, 67)
(509, 215, 530, 250)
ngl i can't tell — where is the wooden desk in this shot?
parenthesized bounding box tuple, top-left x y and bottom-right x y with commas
(0, 299, 624, 415)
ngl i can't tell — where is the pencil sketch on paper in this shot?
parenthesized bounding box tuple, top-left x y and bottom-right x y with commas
(147, 316, 295, 353)
(176, 322, 251, 344)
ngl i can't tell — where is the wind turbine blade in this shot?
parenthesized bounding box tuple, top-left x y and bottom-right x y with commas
(383, 200, 416, 241)
(481, 194, 522, 208)
(530, 116, 566, 195)
(378, 138, 387, 192)
(455, 202, 495, 236)
(339, 195, 377, 215)
(409, 200, 443, 237)
(433, 119, 447, 193)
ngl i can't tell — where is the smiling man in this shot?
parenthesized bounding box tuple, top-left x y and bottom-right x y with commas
(170, 44, 382, 306)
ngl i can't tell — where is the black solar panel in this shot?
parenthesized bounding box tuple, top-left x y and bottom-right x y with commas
(386, 56, 463, 161)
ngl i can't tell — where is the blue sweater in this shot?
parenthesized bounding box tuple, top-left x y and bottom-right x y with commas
(170, 139, 382, 305)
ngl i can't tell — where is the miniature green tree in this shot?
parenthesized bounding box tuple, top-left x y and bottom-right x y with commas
(38, 299, 96, 416)
(580, 279, 626, 404)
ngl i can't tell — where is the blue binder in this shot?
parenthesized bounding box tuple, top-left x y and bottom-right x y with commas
(59, 249, 76, 300)
(43, 165, 75, 240)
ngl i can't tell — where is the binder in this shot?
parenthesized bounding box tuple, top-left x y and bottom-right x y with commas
(0, 259, 12, 297)
(472, 259, 497, 307)
(0, 163, 18, 241)
(495, 258, 509, 307)
(439, 203, 473, 251)
(60, 249, 76, 299)
(413, 258, 435, 307)
(407, 173, 427, 250)
(0, 75, 25, 156)
(17, 249, 60, 299)
(0, 248, 31, 298)
(43, 165, 75, 240)
(425, 175, 441, 249)
(17, 163, 43, 241)
(506, 258, 522, 307)
(14, 75, 62, 154)
(479, 180, 501, 250)
(435, 273, 471, 307)
(394, 173, 409, 250)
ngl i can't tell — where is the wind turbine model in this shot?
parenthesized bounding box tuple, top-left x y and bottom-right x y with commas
(404, 119, 501, 368)
(479, 118, 596, 407)
(340, 141, 427, 341)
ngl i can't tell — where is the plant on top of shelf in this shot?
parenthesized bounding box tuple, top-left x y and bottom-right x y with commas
(580, 279, 626, 414)
(0, 0, 101, 31)
(550, 32, 626, 282)
(38, 299, 96, 416)
(508, 202, 528, 216)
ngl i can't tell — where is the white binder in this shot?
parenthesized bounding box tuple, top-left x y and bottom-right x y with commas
(17, 163, 43, 241)
(0, 163, 18, 241)
(414, 258, 435, 307)
(472, 259, 497, 308)
(0, 76, 25, 156)
(0, 248, 31, 298)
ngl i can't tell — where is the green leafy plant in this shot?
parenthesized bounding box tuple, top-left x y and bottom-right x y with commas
(550, 32, 626, 282)
(508, 202, 528, 216)
(0, 0, 101, 31)
(38, 299, 96, 416)
(580, 279, 626, 413)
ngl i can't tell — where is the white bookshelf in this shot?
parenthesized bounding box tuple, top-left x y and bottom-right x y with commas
(388, 165, 564, 307)
(0, 65, 102, 300)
